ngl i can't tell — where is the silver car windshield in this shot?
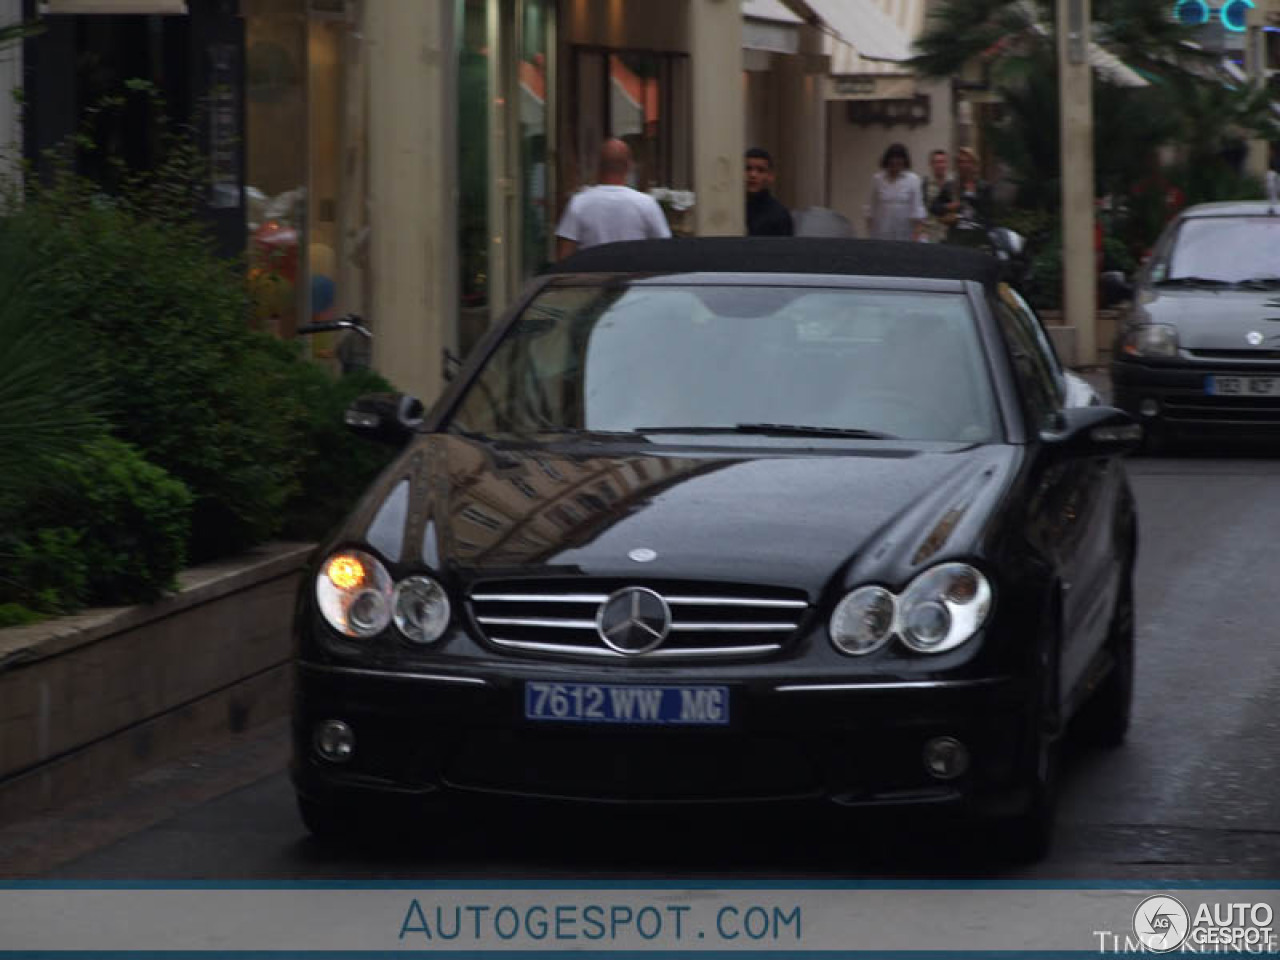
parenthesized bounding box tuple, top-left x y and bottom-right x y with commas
(1166, 217, 1280, 284)
(449, 284, 999, 444)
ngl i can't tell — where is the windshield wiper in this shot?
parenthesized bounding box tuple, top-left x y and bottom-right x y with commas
(449, 426, 645, 441)
(634, 423, 895, 439)
(1155, 276, 1233, 288)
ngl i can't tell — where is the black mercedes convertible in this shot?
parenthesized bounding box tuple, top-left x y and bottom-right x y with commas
(291, 238, 1141, 861)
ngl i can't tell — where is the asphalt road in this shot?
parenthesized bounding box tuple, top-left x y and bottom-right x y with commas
(3, 450, 1280, 880)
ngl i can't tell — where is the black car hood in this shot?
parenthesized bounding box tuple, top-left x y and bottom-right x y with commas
(357, 436, 1021, 598)
(1142, 288, 1280, 352)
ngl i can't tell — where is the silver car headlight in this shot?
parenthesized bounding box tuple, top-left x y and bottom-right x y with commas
(829, 586, 897, 656)
(1123, 323, 1179, 358)
(898, 563, 992, 654)
(829, 563, 992, 657)
(393, 575, 451, 644)
(316, 549, 394, 638)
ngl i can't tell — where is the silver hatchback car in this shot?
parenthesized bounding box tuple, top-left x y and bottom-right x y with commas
(1109, 192, 1280, 447)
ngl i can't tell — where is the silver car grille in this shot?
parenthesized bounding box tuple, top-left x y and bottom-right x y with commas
(468, 580, 810, 660)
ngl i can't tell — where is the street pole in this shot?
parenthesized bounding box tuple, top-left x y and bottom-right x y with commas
(1057, 0, 1096, 366)
(1244, 1, 1271, 178)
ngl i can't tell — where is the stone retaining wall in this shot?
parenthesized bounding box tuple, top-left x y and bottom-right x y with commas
(0, 543, 313, 825)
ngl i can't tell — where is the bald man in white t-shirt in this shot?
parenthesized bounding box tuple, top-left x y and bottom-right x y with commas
(556, 139, 671, 259)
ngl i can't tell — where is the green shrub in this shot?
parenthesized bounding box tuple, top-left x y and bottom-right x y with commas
(1022, 233, 1064, 312)
(8, 189, 309, 561)
(1101, 234, 1137, 276)
(46, 436, 193, 604)
(2, 436, 193, 609)
(0, 527, 88, 615)
(0, 604, 45, 629)
(280, 364, 401, 541)
(0, 218, 103, 523)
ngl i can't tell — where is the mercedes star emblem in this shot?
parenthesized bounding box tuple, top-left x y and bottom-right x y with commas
(595, 587, 671, 655)
(1248, 331, 1265, 346)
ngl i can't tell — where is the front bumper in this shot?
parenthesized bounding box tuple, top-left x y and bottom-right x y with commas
(291, 660, 1036, 816)
(1112, 358, 1280, 434)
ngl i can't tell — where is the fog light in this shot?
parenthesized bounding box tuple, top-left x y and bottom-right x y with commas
(315, 720, 355, 763)
(923, 736, 969, 780)
(1139, 398, 1160, 418)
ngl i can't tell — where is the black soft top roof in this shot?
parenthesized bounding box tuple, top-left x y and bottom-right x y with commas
(546, 237, 1001, 287)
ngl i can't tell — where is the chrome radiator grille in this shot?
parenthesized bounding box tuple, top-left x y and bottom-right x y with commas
(468, 580, 810, 659)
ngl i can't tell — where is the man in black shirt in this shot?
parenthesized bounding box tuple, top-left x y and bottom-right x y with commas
(745, 148, 794, 236)
(929, 146, 994, 248)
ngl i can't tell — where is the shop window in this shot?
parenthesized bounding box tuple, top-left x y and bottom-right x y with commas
(569, 47, 690, 196)
(519, 0, 552, 280)
(242, 0, 349, 349)
(243, 0, 307, 337)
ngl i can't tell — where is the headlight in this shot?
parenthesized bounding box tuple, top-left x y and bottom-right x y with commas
(829, 563, 992, 657)
(898, 563, 992, 654)
(829, 586, 896, 656)
(316, 549, 393, 638)
(1123, 324, 1179, 358)
(393, 575, 451, 644)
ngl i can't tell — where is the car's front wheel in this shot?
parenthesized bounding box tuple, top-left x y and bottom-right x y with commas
(1078, 574, 1135, 748)
(987, 618, 1062, 863)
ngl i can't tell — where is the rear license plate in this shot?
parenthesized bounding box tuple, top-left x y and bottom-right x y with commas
(524, 682, 730, 726)
(1206, 375, 1280, 396)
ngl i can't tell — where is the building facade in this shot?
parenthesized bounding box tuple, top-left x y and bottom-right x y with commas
(12, 0, 746, 405)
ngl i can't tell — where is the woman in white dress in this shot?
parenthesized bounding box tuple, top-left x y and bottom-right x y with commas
(865, 143, 926, 242)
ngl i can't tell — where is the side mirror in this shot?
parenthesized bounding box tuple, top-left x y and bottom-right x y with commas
(988, 227, 1026, 260)
(1099, 271, 1133, 308)
(344, 392, 425, 445)
(988, 227, 1029, 284)
(1041, 406, 1142, 458)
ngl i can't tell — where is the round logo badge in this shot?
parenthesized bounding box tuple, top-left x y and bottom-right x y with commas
(1247, 331, 1265, 346)
(628, 547, 658, 563)
(595, 587, 671, 655)
(1133, 895, 1191, 953)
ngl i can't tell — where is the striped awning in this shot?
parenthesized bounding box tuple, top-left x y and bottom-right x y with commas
(813, 0, 922, 98)
(807, 0, 917, 66)
(743, 0, 804, 55)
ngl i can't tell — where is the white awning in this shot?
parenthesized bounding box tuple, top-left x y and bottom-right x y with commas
(38, 0, 187, 12)
(805, 0, 914, 63)
(742, 0, 804, 24)
(743, 0, 804, 55)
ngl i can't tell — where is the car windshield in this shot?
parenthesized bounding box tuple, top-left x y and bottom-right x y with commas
(1165, 217, 1280, 285)
(447, 283, 999, 444)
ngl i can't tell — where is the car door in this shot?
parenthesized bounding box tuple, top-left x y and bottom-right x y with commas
(992, 287, 1111, 702)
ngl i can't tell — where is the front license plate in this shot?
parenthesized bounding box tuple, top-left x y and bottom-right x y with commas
(524, 682, 730, 726)
(1206, 375, 1280, 396)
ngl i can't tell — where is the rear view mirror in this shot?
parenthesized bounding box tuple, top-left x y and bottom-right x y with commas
(344, 392, 424, 445)
(1041, 406, 1142, 459)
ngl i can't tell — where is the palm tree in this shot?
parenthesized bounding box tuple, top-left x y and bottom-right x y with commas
(912, 0, 1272, 212)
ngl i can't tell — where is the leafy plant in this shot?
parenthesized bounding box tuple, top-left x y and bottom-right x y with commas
(1, 437, 193, 610)
(280, 362, 401, 541)
(8, 183, 311, 561)
(0, 220, 103, 524)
